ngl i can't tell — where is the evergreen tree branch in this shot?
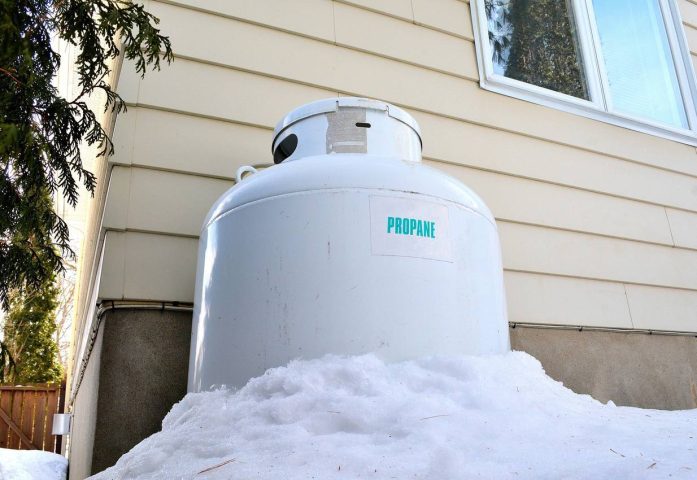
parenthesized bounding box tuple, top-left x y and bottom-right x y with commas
(0, 0, 173, 309)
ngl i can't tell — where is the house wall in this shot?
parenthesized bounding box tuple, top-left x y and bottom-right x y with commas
(69, 0, 697, 474)
(93, 0, 697, 334)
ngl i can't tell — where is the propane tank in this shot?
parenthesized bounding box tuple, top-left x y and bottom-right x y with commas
(188, 97, 509, 392)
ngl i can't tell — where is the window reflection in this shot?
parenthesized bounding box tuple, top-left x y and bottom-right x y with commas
(485, 0, 589, 99)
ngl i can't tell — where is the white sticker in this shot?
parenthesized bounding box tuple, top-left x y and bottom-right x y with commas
(369, 195, 453, 262)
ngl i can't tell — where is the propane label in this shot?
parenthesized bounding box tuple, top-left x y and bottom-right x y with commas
(369, 195, 453, 262)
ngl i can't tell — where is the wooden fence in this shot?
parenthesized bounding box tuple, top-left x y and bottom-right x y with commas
(0, 383, 65, 453)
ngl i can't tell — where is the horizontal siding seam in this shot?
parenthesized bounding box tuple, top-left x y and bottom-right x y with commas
(411, 106, 697, 182)
(412, 20, 472, 41)
(103, 226, 200, 240)
(683, 23, 697, 54)
(104, 227, 697, 292)
(150, 0, 334, 45)
(501, 219, 697, 254)
(108, 162, 242, 183)
(118, 103, 697, 216)
(496, 218, 681, 251)
(683, 19, 697, 31)
(104, 228, 697, 292)
(101, 164, 694, 251)
(122, 101, 275, 131)
(334, 0, 413, 23)
(149, 53, 697, 181)
(150, 0, 473, 50)
(159, 26, 478, 83)
(122, 103, 697, 216)
(424, 156, 697, 216)
(504, 268, 697, 294)
(330, 41, 477, 81)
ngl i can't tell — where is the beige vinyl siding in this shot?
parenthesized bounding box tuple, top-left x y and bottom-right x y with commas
(680, 0, 697, 28)
(666, 208, 697, 249)
(333, 2, 474, 77)
(335, 0, 414, 21)
(680, 0, 697, 55)
(505, 272, 633, 328)
(144, 0, 697, 175)
(102, 166, 232, 236)
(412, 0, 474, 38)
(115, 105, 697, 217)
(625, 284, 697, 331)
(429, 162, 676, 247)
(99, 230, 197, 301)
(111, 108, 272, 177)
(94, 0, 697, 333)
(685, 27, 697, 56)
(110, 107, 688, 248)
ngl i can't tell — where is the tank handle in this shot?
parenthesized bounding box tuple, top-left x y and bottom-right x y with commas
(235, 165, 258, 183)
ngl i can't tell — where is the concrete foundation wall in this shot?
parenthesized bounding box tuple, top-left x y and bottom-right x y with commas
(511, 327, 697, 410)
(67, 308, 192, 478)
(90, 308, 192, 475)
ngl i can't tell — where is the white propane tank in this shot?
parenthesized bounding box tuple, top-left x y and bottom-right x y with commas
(188, 98, 509, 392)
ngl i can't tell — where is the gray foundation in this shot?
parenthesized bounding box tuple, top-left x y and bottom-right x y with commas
(510, 327, 697, 410)
(69, 308, 192, 478)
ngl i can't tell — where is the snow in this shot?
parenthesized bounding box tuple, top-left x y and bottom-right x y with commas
(91, 352, 696, 480)
(0, 448, 67, 480)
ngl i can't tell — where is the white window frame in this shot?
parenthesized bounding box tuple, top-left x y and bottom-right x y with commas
(470, 0, 697, 146)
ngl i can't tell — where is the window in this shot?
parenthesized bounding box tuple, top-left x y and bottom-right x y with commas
(472, 0, 697, 145)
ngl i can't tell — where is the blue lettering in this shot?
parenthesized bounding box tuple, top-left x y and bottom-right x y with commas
(386, 216, 437, 239)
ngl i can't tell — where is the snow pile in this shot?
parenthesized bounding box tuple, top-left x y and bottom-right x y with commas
(92, 352, 696, 479)
(0, 448, 67, 480)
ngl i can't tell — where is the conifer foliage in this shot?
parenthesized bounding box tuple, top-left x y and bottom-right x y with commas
(504, 0, 588, 99)
(484, 0, 589, 99)
(3, 271, 62, 383)
(0, 0, 173, 310)
(0, 189, 63, 382)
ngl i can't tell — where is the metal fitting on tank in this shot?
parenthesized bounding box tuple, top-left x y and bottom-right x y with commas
(272, 97, 423, 164)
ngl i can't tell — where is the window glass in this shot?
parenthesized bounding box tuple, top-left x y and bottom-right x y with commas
(591, 0, 688, 128)
(485, 0, 590, 99)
